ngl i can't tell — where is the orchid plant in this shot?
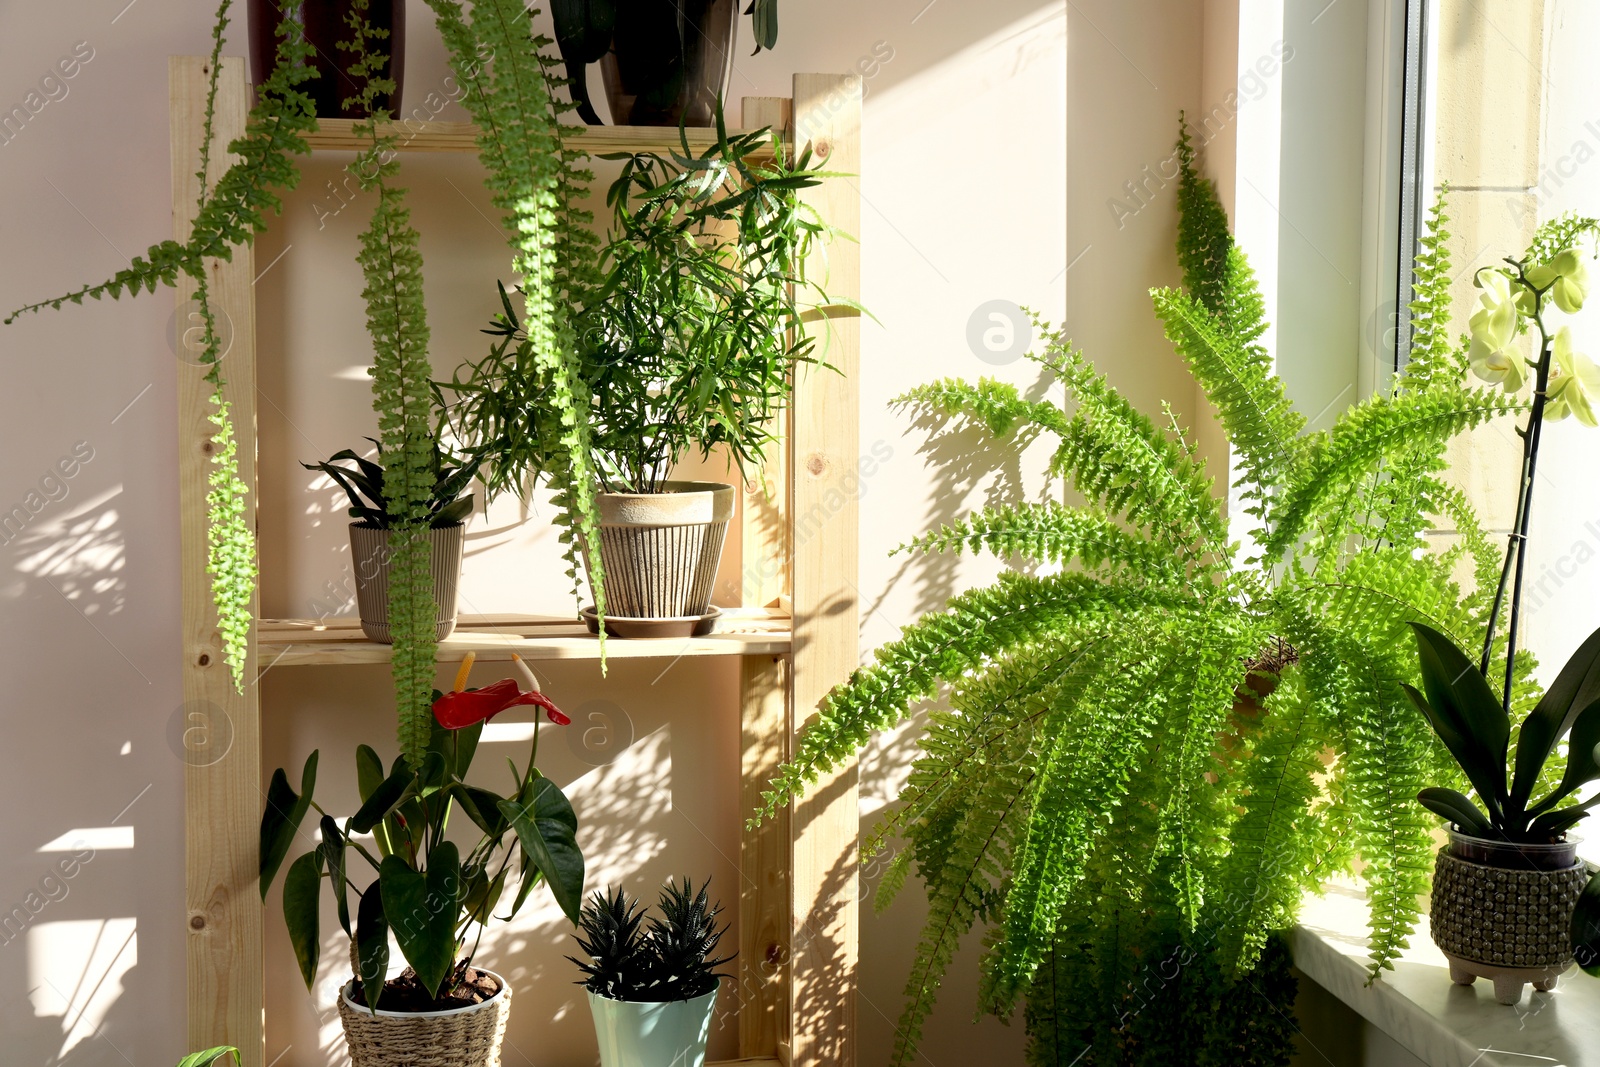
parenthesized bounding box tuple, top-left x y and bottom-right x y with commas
(258, 652, 584, 1011)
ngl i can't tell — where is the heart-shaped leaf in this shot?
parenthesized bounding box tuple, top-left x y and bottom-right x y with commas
(260, 750, 319, 899)
(283, 849, 324, 989)
(499, 778, 585, 924)
(455, 784, 509, 838)
(351, 761, 414, 835)
(380, 843, 461, 998)
(1512, 624, 1600, 812)
(356, 882, 390, 1011)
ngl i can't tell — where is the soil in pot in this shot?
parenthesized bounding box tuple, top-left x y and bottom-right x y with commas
(248, 0, 406, 118)
(349, 965, 501, 1013)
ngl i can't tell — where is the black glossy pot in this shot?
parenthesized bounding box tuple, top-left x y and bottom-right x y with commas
(598, 0, 737, 126)
(248, 0, 406, 119)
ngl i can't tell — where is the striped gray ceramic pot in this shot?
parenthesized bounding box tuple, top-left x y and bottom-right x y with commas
(349, 522, 464, 643)
(594, 481, 733, 618)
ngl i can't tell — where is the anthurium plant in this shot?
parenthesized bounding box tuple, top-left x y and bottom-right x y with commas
(259, 652, 583, 1009)
(303, 437, 476, 530)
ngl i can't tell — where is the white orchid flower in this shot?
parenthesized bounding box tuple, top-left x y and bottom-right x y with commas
(1545, 327, 1600, 427)
(1468, 269, 1526, 391)
(1526, 248, 1590, 314)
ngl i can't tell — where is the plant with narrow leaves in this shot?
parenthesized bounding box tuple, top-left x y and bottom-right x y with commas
(569, 878, 733, 1002)
(260, 670, 582, 1009)
(305, 437, 475, 529)
(753, 130, 1523, 1066)
(176, 1051, 239, 1067)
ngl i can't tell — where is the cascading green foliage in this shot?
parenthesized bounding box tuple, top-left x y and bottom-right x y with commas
(5, 5, 317, 692)
(343, 3, 439, 768)
(425, 0, 609, 634)
(755, 133, 1526, 1065)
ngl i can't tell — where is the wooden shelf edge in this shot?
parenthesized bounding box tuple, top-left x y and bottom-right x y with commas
(257, 611, 792, 670)
(303, 118, 785, 156)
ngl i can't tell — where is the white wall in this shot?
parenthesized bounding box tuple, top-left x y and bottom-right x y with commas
(0, 1, 1269, 1064)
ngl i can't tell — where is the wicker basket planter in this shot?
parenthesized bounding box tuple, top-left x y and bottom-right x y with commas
(587, 988, 717, 1067)
(337, 971, 511, 1067)
(592, 482, 734, 619)
(349, 522, 465, 643)
(1429, 831, 1587, 1004)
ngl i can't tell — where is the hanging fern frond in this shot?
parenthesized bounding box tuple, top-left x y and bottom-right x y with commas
(896, 376, 1070, 439)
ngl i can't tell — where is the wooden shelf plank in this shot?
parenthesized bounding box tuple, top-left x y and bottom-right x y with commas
(303, 118, 780, 157)
(258, 610, 791, 669)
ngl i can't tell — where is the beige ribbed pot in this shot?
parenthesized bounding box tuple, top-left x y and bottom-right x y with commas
(337, 971, 511, 1067)
(593, 481, 734, 618)
(1429, 831, 1587, 1004)
(349, 522, 464, 643)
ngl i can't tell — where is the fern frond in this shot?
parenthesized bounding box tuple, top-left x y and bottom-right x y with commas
(1152, 285, 1305, 523)
(898, 501, 1190, 583)
(1404, 186, 1464, 387)
(1175, 119, 1233, 315)
(895, 376, 1069, 440)
(1266, 387, 1522, 558)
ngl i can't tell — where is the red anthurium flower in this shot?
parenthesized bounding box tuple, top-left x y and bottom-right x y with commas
(432, 678, 572, 730)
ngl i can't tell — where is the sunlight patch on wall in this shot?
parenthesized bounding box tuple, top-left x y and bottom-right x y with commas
(13, 483, 126, 617)
(27, 917, 138, 1058)
(37, 826, 133, 852)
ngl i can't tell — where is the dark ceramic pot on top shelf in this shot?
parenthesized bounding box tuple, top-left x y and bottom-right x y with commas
(248, 0, 406, 118)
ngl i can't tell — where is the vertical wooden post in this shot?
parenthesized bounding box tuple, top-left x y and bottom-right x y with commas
(171, 56, 263, 1067)
(787, 73, 862, 1067)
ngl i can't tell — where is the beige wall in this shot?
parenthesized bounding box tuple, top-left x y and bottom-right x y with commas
(0, 0, 1234, 1064)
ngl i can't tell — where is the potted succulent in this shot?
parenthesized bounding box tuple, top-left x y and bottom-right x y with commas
(304, 438, 476, 642)
(259, 653, 584, 1067)
(443, 122, 836, 628)
(570, 879, 733, 1067)
(1392, 227, 1600, 1003)
(551, 0, 779, 126)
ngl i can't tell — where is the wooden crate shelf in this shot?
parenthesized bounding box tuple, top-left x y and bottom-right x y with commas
(304, 117, 780, 157)
(176, 59, 858, 1067)
(258, 610, 792, 668)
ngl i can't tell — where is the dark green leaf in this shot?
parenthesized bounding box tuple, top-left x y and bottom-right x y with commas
(260, 750, 319, 899)
(1409, 624, 1508, 818)
(320, 814, 351, 936)
(1575, 872, 1600, 977)
(1416, 787, 1491, 836)
(499, 778, 585, 924)
(351, 762, 413, 834)
(356, 882, 390, 1011)
(1529, 706, 1600, 819)
(1512, 624, 1600, 812)
(283, 849, 323, 989)
(380, 843, 460, 998)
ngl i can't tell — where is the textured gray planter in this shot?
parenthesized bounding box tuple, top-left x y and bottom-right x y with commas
(1429, 832, 1587, 1004)
(349, 522, 464, 643)
(593, 481, 733, 619)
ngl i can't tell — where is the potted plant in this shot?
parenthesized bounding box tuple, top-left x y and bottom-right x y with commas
(304, 437, 476, 642)
(744, 133, 1525, 1064)
(570, 879, 733, 1067)
(1390, 226, 1600, 1002)
(248, 0, 406, 118)
(259, 653, 584, 1067)
(443, 121, 836, 628)
(1405, 623, 1600, 1002)
(551, 0, 779, 126)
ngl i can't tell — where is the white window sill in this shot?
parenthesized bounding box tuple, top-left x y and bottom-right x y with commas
(1292, 878, 1600, 1067)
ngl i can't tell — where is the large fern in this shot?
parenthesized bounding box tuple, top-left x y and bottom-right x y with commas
(755, 132, 1527, 1065)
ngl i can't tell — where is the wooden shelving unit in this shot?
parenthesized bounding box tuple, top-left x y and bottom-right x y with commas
(173, 58, 860, 1067)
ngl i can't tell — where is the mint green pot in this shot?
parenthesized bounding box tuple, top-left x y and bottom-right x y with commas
(587, 988, 717, 1067)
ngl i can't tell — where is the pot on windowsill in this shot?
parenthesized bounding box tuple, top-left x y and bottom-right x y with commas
(349, 522, 464, 643)
(587, 988, 717, 1067)
(592, 481, 734, 621)
(1430, 829, 1588, 1004)
(248, 0, 406, 118)
(338, 968, 511, 1067)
